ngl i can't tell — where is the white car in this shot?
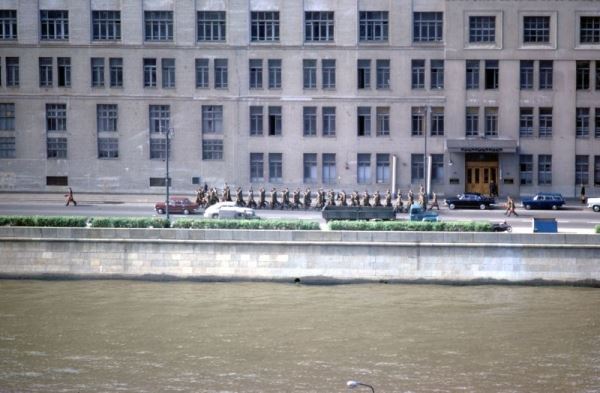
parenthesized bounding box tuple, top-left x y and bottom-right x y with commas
(587, 197, 600, 213)
(203, 201, 237, 218)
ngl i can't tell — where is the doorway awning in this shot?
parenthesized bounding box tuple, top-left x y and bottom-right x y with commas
(445, 138, 518, 153)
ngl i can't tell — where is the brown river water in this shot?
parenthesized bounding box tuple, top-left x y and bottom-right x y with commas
(0, 281, 598, 393)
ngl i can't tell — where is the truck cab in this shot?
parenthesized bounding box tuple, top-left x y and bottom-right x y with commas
(409, 204, 440, 222)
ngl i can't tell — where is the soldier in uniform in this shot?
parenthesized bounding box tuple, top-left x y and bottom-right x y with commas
(258, 187, 266, 209)
(195, 188, 204, 206)
(407, 189, 414, 207)
(338, 190, 347, 206)
(327, 189, 336, 206)
(350, 191, 359, 207)
(394, 191, 404, 213)
(429, 191, 440, 210)
(282, 187, 290, 209)
(373, 190, 382, 207)
(316, 188, 325, 209)
(223, 183, 231, 202)
(303, 188, 312, 209)
(269, 188, 278, 209)
(235, 187, 245, 207)
(65, 187, 77, 206)
(362, 190, 371, 207)
(247, 187, 257, 208)
(384, 189, 392, 207)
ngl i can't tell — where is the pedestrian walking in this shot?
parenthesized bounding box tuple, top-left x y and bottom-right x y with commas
(429, 192, 440, 210)
(505, 196, 518, 217)
(65, 187, 77, 206)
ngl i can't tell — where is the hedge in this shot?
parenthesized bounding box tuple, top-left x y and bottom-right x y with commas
(172, 219, 320, 230)
(596, 225, 600, 234)
(0, 216, 88, 227)
(328, 220, 493, 232)
(89, 217, 170, 228)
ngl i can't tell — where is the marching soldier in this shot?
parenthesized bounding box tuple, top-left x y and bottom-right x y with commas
(394, 191, 404, 213)
(384, 189, 392, 207)
(269, 188, 278, 209)
(65, 187, 77, 206)
(338, 190, 347, 206)
(350, 191, 359, 207)
(407, 189, 414, 207)
(235, 187, 245, 207)
(247, 187, 257, 208)
(327, 189, 336, 206)
(223, 183, 231, 202)
(281, 187, 290, 209)
(429, 191, 440, 210)
(373, 190, 382, 207)
(258, 187, 266, 209)
(316, 188, 325, 209)
(362, 190, 371, 207)
(292, 188, 301, 209)
(303, 188, 312, 209)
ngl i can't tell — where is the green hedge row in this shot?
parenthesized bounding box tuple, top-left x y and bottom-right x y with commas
(328, 220, 493, 232)
(172, 219, 320, 230)
(0, 216, 169, 228)
(596, 225, 600, 234)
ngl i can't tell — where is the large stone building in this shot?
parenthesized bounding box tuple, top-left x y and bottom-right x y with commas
(0, 0, 599, 197)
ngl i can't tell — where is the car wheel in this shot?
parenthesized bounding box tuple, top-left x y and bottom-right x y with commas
(449, 203, 456, 210)
(212, 213, 218, 219)
(183, 209, 190, 215)
(479, 203, 486, 210)
(524, 204, 531, 210)
(594, 205, 600, 213)
(157, 208, 165, 214)
(551, 205, 558, 210)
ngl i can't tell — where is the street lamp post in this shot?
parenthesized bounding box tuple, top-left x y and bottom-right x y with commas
(347, 380, 375, 393)
(162, 127, 174, 221)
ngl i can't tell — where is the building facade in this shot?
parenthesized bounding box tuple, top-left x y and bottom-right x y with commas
(0, 0, 599, 197)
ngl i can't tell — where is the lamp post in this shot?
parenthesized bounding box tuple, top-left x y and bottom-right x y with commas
(162, 127, 174, 221)
(347, 380, 375, 393)
(421, 106, 432, 199)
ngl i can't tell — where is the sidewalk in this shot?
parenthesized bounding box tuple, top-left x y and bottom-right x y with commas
(0, 191, 165, 205)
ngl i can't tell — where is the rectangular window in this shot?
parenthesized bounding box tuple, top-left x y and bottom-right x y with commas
(149, 139, 169, 160)
(249, 59, 263, 89)
(431, 154, 444, 183)
(538, 154, 552, 185)
(144, 11, 173, 41)
(92, 10, 121, 40)
(149, 105, 170, 133)
(596, 108, 600, 138)
(575, 155, 589, 185)
(357, 153, 371, 184)
(202, 106, 223, 134)
(0, 10, 17, 40)
(376, 107, 390, 136)
(411, 107, 424, 136)
(580, 16, 600, 44)
(413, 12, 443, 42)
(485, 60, 498, 89)
(57, 57, 71, 87)
(249, 106, 263, 136)
(576, 108, 590, 138)
(412, 60, 425, 89)
(46, 104, 66, 131)
(303, 107, 317, 137)
(268, 106, 282, 136)
(46, 176, 68, 186)
(595, 156, 600, 186)
(539, 108, 552, 137)
(195, 58, 209, 88)
(0, 103, 15, 130)
(143, 58, 157, 87)
(6, 57, 19, 87)
(322, 107, 336, 137)
(202, 140, 223, 160)
(39, 57, 53, 87)
(268, 59, 281, 89)
(411, 154, 424, 183)
(576, 61, 590, 90)
(376, 59, 390, 89)
(0, 137, 15, 158)
(539, 60, 553, 89)
(98, 137, 118, 159)
(469, 16, 495, 43)
(520, 60, 534, 90)
(251, 11, 279, 42)
(303, 153, 318, 183)
(357, 59, 370, 89)
(149, 177, 171, 187)
(303, 59, 317, 89)
(485, 107, 498, 137)
(109, 58, 123, 87)
(305, 11, 334, 42)
(197, 11, 226, 42)
(268, 153, 283, 182)
(466, 60, 480, 89)
(322, 59, 335, 89)
(214, 59, 228, 88)
(40, 10, 69, 40)
(376, 154, 390, 183)
(519, 154, 533, 185)
(431, 60, 444, 89)
(466, 107, 479, 137)
(519, 108, 534, 137)
(91, 58, 104, 87)
(161, 58, 175, 88)
(523, 16, 550, 43)
(322, 153, 336, 184)
(596, 61, 600, 90)
(357, 107, 371, 136)
(431, 107, 444, 136)
(97, 104, 117, 132)
(47, 137, 67, 158)
(359, 11, 388, 42)
(250, 153, 264, 182)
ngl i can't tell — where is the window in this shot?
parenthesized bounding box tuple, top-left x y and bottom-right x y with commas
(109, 58, 123, 87)
(520, 60, 534, 90)
(376, 107, 390, 136)
(197, 11, 226, 42)
(214, 59, 228, 88)
(251, 11, 279, 42)
(46, 104, 66, 131)
(485, 107, 498, 137)
(538, 155, 552, 185)
(469, 16, 495, 43)
(268, 106, 282, 136)
(595, 156, 600, 186)
(596, 108, 600, 138)
(249, 106, 263, 136)
(519, 155, 533, 185)
(91, 58, 104, 87)
(149, 105, 170, 133)
(40, 10, 69, 40)
(413, 12, 443, 42)
(357, 107, 371, 136)
(539, 60, 553, 89)
(143, 58, 157, 87)
(376, 154, 390, 183)
(575, 155, 589, 185)
(39, 57, 53, 87)
(485, 60, 498, 89)
(519, 108, 533, 137)
(144, 11, 173, 41)
(303, 59, 317, 89)
(149, 177, 170, 187)
(92, 10, 121, 40)
(412, 60, 425, 89)
(0, 10, 17, 40)
(0, 104, 15, 130)
(98, 138, 118, 159)
(576, 108, 589, 138)
(303, 107, 317, 137)
(411, 154, 424, 183)
(431, 108, 444, 136)
(202, 140, 223, 160)
(303, 153, 317, 183)
(359, 11, 388, 42)
(322, 107, 336, 137)
(523, 16, 550, 43)
(0, 137, 15, 158)
(430, 60, 444, 89)
(539, 108, 552, 137)
(576, 61, 590, 90)
(57, 57, 70, 87)
(195, 58, 209, 88)
(466, 60, 479, 89)
(249, 59, 263, 89)
(357, 153, 371, 184)
(6, 57, 19, 87)
(161, 58, 175, 88)
(46, 176, 68, 186)
(97, 104, 117, 132)
(376, 60, 390, 89)
(411, 107, 424, 136)
(202, 106, 223, 134)
(322, 153, 336, 184)
(596, 61, 600, 90)
(431, 154, 444, 183)
(305, 11, 334, 42)
(357, 59, 371, 89)
(580, 16, 600, 44)
(250, 153, 264, 182)
(268, 59, 281, 89)
(149, 139, 169, 159)
(268, 153, 282, 182)
(47, 137, 67, 158)
(322, 59, 335, 89)
(466, 107, 479, 137)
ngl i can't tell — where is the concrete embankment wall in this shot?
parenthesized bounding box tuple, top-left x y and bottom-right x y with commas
(0, 227, 598, 285)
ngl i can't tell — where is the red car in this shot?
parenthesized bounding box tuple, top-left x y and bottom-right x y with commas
(155, 196, 199, 215)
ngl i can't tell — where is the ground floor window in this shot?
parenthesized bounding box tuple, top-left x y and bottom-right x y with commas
(357, 153, 371, 184)
(303, 153, 317, 183)
(431, 154, 444, 183)
(575, 155, 589, 185)
(411, 154, 424, 183)
(0, 136, 15, 158)
(250, 153, 264, 182)
(538, 155, 552, 185)
(322, 153, 336, 184)
(269, 153, 282, 182)
(47, 137, 67, 159)
(376, 154, 390, 183)
(519, 154, 533, 185)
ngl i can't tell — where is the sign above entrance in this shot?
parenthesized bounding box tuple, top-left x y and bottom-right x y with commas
(445, 138, 518, 153)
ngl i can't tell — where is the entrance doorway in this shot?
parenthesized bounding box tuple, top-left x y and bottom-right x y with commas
(465, 154, 498, 195)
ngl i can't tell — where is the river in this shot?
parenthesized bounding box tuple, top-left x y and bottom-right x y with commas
(0, 281, 598, 392)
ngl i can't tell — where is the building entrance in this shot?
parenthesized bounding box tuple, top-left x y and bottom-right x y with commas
(465, 154, 498, 195)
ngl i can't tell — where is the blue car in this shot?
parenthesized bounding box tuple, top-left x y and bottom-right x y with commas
(521, 192, 565, 210)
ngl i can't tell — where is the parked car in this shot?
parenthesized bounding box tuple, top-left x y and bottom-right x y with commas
(409, 204, 440, 222)
(155, 197, 199, 215)
(444, 193, 495, 210)
(521, 192, 565, 210)
(587, 197, 600, 213)
(204, 203, 257, 219)
(203, 201, 237, 218)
